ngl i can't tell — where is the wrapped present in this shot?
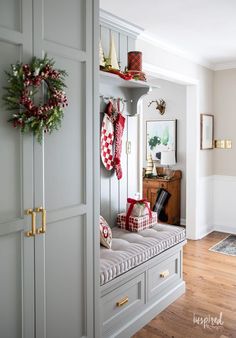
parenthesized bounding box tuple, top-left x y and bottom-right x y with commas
(126, 198, 151, 217)
(117, 211, 157, 232)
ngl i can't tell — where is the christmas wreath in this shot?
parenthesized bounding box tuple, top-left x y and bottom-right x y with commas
(3, 55, 68, 143)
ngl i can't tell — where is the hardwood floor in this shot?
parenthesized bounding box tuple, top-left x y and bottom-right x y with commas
(133, 232, 236, 338)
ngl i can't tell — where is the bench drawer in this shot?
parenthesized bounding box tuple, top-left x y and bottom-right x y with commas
(101, 273, 145, 336)
(147, 252, 181, 301)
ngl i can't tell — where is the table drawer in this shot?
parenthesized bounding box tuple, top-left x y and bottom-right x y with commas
(147, 252, 181, 301)
(143, 180, 168, 190)
(101, 274, 145, 335)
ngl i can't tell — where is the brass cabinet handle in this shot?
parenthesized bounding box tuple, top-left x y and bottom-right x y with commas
(35, 207, 47, 234)
(25, 209, 36, 237)
(160, 270, 170, 278)
(116, 296, 128, 307)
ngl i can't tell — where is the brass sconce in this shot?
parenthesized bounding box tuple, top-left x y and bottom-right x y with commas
(148, 99, 166, 115)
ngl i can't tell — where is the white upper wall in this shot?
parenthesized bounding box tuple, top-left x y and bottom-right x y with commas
(213, 69, 236, 176)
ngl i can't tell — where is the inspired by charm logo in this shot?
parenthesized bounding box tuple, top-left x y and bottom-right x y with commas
(193, 312, 224, 330)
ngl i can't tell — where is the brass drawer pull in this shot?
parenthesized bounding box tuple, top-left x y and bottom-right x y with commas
(116, 296, 128, 307)
(35, 207, 47, 234)
(160, 270, 170, 278)
(25, 209, 36, 237)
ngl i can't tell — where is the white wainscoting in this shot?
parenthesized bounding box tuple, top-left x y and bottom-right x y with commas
(196, 176, 214, 239)
(193, 175, 236, 239)
(212, 175, 236, 235)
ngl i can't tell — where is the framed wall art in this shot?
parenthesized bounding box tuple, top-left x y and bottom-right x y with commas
(200, 114, 214, 149)
(146, 119, 177, 161)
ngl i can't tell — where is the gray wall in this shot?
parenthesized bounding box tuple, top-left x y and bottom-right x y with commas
(142, 79, 187, 220)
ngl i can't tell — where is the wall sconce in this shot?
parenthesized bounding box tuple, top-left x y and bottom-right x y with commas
(148, 99, 166, 115)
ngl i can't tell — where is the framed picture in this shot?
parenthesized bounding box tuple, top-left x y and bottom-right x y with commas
(200, 114, 214, 149)
(146, 120, 177, 161)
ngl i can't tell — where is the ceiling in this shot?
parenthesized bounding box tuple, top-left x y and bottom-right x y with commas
(100, 0, 236, 70)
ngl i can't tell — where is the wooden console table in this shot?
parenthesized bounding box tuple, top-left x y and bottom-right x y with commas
(143, 170, 182, 225)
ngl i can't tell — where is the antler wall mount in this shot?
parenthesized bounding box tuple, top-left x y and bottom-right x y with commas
(148, 99, 166, 115)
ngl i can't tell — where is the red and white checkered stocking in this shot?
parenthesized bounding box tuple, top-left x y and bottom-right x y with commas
(101, 103, 115, 170)
(114, 112, 125, 180)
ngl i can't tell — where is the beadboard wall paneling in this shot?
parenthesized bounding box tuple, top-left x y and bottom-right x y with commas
(100, 86, 139, 226)
(100, 22, 138, 227)
(100, 24, 135, 72)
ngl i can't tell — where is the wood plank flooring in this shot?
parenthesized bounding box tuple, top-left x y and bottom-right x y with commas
(133, 232, 236, 338)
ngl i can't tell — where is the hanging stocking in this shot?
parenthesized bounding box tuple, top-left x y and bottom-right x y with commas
(114, 102, 125, 180)
(101, 101, 115, 170)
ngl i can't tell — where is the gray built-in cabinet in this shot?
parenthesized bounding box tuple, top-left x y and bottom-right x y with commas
(0, 1, 99, 338)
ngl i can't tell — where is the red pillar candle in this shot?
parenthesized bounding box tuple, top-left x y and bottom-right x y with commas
(128, 51, 143, 71)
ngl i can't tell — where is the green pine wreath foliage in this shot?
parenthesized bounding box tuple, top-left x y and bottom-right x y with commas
(2, 54, 68, 143)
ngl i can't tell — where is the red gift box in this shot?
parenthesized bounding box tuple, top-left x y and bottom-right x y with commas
(117, 211, 157, 232)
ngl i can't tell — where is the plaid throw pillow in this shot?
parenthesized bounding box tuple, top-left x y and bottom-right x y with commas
(153, 188, 171, 222)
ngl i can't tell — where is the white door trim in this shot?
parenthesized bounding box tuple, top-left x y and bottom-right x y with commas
(142, 62, 200, 239)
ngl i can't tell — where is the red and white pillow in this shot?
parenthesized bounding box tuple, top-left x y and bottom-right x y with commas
(100, 215, 112, 249)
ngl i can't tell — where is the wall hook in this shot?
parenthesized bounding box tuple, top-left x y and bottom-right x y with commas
(148, 99, 166, 115)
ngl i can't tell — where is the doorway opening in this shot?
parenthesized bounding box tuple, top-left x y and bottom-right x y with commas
(139, 64, 199, 239)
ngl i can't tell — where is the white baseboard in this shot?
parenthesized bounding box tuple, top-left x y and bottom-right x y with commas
(213, 224, 236, 235)
(189, 225, 235, 240)
(197, 226, 214, 239)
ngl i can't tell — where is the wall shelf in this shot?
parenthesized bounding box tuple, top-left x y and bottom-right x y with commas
(100, 70, 159, 90)
(100, 70, 159, 116)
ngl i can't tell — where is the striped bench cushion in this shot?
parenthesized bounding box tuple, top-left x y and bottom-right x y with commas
(100, 224, 186, 286)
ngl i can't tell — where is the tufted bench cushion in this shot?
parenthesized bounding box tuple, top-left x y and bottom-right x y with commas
(100, 224, 186, 286)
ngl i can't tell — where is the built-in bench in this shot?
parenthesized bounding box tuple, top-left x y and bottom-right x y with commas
(100, 224, 186, 338)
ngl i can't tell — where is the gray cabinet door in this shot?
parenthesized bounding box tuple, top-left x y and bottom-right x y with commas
(32, 1, 98, 338)
(0, 1, 98, 337)
(0, 1, 35, 337)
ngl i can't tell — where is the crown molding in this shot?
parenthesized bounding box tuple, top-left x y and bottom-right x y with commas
(100, 10, 236, 71)
(139, 31, 214, 70)
(213, 61, 236, 71)
(143, 62, 198, 85)
(100, 9, 144, 38)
